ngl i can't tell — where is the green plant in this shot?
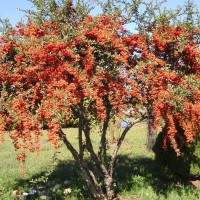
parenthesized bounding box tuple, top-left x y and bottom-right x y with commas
(153, 124, 200, 180)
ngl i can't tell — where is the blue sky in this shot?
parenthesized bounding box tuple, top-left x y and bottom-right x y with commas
(0, 0, 200, 26)
(0, 0, 33, 24)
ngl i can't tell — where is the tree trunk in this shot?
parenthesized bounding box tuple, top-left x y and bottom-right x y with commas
(80, 166, 105, 199)
(105, 175, 114, 200)
(58, 128, 105, 199)
(147, 108, 157, 151)
(58, 114, 146, 199)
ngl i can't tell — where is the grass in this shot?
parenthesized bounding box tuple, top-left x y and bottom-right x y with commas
(0, 124, 200, 200)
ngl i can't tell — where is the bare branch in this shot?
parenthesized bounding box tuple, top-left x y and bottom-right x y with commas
(98, 103, 111, 161)
(109, 113, 147, 176)
(78, 102, 84, 160)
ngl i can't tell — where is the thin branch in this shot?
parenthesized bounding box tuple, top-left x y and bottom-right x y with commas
(83, 125, 110, 177)
(98, 104, 111, 161)
(58, 127, 80, 161)
(109, 113, 147, 176)
(78, 102, 84, 160)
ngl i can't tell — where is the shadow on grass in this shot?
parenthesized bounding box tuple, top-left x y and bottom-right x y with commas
(12, 159, 90, 200)
(115, 155, 196, 199)
(12, 155, 196, 199)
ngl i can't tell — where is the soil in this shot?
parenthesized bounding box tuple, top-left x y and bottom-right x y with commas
(189, 180, 200, 189)
(118, 196, 140, 200)
(108, 140, 132, 147)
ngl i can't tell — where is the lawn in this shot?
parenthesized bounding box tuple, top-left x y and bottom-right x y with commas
(0, 123, 200, 200)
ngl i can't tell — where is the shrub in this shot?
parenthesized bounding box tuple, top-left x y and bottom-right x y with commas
(153, 125, 200, 180)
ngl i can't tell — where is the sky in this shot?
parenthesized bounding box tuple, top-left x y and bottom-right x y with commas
(0, 0, 200, 26)
(0, 0, 33, 24)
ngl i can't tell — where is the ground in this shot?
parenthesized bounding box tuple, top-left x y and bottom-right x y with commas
(0, 123, 200, 199)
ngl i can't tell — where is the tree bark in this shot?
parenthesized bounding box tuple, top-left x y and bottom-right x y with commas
(98, 98, 111, 162)
(110, 114, 147, 177)
(147, 107, 157, 151)
(78, 103, 84, 160)
(58, 112, 146, 199)
(58, 128, 104, 199)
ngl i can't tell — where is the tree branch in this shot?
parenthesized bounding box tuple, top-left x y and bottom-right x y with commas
(58, 128, 103, 198)
(109, 113, 147, 176)
(78, 102, 84, 160)
(83, 125, 110, 178)
(98, 105, 111, 161)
